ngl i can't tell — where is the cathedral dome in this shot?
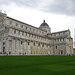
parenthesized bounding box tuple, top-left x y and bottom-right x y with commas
(39, 20, 51, 33)
(40, 20, 49, 27)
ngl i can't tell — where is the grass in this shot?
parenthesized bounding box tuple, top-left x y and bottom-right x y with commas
(0, 55, 75, 75)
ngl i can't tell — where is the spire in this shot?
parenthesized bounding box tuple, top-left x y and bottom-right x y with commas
(43, 20, 45, 23)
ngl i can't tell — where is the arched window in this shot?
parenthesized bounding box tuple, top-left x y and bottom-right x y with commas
(56, 46, 57, 49)
(21, 41, 23, 45)
(28, 42, 29, 45)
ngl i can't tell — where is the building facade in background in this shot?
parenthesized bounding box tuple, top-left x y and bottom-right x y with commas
(0, 12, 73, 55)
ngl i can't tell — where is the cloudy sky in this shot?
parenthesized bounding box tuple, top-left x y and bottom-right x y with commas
(0, 0, 75, 41)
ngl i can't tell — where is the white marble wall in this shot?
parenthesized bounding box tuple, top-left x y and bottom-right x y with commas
(0, 12, 73, 55)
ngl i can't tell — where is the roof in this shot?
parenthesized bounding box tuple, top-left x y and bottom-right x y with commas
(50, 29, 70, 34)
(7, 17, 47, 32)
(40, 20, 49, 27)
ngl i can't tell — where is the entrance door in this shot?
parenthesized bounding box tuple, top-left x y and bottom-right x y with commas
(3, 47, 5, 54)
(60, 51, 63, 55)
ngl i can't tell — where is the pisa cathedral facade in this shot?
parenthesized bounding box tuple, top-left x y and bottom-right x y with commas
(0, 12, 73, 55)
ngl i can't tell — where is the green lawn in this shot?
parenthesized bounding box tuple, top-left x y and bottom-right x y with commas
(0, 55, 75, 75)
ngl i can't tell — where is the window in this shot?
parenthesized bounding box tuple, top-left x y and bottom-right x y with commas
(14, 30, 16, 34)
(3, 42, 5, 45)
(26, 26, 27, 29)
(21, 41, 23, 44)
(3, 47, 5, 53)
(10, 21, 12, 25)
(16, 23, 18, 26)
(56, 46, 57, 49)
(21, 25, 23, 28)
(28, 42, 29, 45)
(60, 39, 61, 41)
(34, 43, 35, 46)
(26, 33, 27, 36)
(61, 51, 63, 54)
(9, 52, 11, 55)
(30, 28, 31, 30)
(55, 39, 56, 42)
(5, 27, 7, 29)
(38, 43, 40, 46)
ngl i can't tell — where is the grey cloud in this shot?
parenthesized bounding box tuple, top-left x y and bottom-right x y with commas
(0, 0, 39, 12)
(0, 0, 75, 16)
(0, 0, 38, 7)
(41, 0, 75, 16)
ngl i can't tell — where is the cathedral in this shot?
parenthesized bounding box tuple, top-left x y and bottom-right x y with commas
(0, 11, 73, 55)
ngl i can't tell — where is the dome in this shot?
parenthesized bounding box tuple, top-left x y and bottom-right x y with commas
(39, 20, 51, 33)
(40, 20, 49, 27)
